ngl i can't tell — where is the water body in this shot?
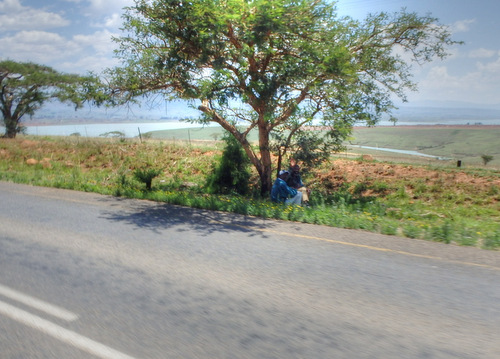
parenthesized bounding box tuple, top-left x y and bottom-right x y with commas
(349, 145, 452, 160)
(2, 116, 498, 138)
(22, 121, 217, 138)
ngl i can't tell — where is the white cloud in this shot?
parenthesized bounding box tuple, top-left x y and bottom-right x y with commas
(0, 0, 21, 11)
(60, 54, 120, 74)
(87, 0, 133, 14)
(0, 28, 120, 74)
(0, 30, 79, 62)
(469, 48, 497, 59)
(85, 0, 131, 30)
(421, 66, 462, 90)
(73, 29, 117, 56)
(0, 1, 123, 74)
(0, 0, 70, 32)
(415, 55, 500, 105)
(104, 13, 122, 28)
(477, 56, 500, 73)
(451, 19, 475, 33)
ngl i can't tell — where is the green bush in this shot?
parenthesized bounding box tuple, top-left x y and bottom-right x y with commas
(205, 132, 251, 195)
(133, 167, 163, 190)
(481, 154, 493, 166)
(483, 228, 500, 249)
(427, 221, 454, 243)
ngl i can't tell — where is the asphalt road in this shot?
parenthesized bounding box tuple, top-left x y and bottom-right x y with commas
(0, 181, 499, 359)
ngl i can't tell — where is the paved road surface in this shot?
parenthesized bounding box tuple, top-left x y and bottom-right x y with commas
(0, 181, 499, 358)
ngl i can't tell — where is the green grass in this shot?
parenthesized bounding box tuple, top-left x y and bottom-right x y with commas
(148, 125, 500, 168)
(349, 126, 500, 167)
(146, 125, 260, 143)
(1, 134, 499, 250)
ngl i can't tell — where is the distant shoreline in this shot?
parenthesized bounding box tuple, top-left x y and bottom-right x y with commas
(24, 119, 182, 127)
(25, 122, 500, 129)
(354, 124, 500, 129)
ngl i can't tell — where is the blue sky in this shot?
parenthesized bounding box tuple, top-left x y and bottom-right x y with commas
(1, 0, 499, 107)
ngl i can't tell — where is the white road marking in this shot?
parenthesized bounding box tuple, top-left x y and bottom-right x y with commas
(0, 284, 78, 322)
(0, 300, 137, 359)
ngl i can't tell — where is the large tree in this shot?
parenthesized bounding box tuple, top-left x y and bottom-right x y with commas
(109, 0, 459, 194)
(0, 60, 97, 138)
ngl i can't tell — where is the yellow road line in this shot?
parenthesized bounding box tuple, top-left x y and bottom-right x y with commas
(212, 220, 500, 271)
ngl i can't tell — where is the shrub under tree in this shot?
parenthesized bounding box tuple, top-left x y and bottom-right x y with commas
(206, 132, 251, 195)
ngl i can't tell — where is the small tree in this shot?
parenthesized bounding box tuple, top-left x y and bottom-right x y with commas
(481, 154, 493, 166)
(134, 166, 162, 190)
(100, 131, 126, 139)
(206, 132, 251, 195)
(389, 116, 398, 126)
(0, 60, 99, 138)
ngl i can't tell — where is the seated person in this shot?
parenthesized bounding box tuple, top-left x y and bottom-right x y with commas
(270, 170, 302, 205)
(287, 164, 311, 205)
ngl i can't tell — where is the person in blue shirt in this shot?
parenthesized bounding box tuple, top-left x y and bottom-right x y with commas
(270, 170, 302, 205)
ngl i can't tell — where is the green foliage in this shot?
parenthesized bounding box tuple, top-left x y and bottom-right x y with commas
(273, 129, 340, 174)
(427, 221, 453, 243)
(483, 228, 500, 250)
(205, 132, 251, 195)
(109, 0, 459, 193)
(0, 60, 100, 138)
(481, 154, 493, 166)
(133, 167, 163, 190)
(100, 131, 126, 139)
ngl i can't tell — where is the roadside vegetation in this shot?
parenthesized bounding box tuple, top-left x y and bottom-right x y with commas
(1, 134, 499, 250)
(351, 126, 500, 167)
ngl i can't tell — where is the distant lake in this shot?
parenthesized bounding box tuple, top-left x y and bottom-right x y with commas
(2, 118, 499, 138)
(23, 121, 218, 138)
(349, 145, 452, 160)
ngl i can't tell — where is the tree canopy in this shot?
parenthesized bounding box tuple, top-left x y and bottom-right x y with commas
(108, 0, 460, 194)
(0, 60, 98, 138)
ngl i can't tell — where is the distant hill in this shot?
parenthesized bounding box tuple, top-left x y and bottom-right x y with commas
(29, 100, 199, 124)
(400, 100, 500, 110)
(377, 100, 500, 125)
(393, 105, 500, 123)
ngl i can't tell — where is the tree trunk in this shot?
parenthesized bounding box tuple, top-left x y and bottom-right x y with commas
(239, 122, 273, 196)
(3, 114, 18, 138)
(198, 103, 275, 196)
(257, 122, 273, 196)
(258, 161, 273, 196)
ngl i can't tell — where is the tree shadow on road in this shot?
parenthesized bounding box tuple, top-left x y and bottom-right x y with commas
(99, 198, 275, 239)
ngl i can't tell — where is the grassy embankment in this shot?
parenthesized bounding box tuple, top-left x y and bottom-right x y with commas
(149, 125, 500, 168)
(0, 125, 499, 249)
(350, 126, 500, 168)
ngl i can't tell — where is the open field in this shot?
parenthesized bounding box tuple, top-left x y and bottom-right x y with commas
(147, 125, 500, 168)
(0, 133, 499, 249)
(350, 125, 500, 168)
